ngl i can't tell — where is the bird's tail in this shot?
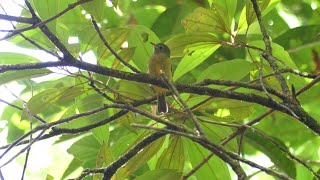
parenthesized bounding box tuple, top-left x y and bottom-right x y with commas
(157, 94, 168, 114)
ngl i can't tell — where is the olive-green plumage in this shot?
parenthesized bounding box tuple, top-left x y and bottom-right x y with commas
(148, 43, 172, 113)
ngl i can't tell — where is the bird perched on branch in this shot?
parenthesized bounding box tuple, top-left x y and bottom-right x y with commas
(148, 42, 172, 113)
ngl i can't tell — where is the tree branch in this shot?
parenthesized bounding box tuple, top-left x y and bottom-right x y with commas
(0, 14, 36, 24)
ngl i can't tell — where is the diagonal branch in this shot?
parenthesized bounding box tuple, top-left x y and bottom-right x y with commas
(1, 0, 93, 41)
(249, 0, 290, 95)
(91, 16, 140, 73)
(0, 14, 36, 24)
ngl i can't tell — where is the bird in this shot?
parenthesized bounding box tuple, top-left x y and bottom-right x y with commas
(148, 42, 172, 113)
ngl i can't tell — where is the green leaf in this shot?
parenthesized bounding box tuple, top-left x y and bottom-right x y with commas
(151, 1, 198, 40)
(183, 139, 231, 180)
(182, 7, 230, 34)
(200, 122, 238, 152)
(246, 0, 271, 26)
(67, 135, 101, 167)
(116, 80, 153, 100)
(30, 0, 61, 33)
(58, 94, 107, 129)
(0, 52, 42, 64)
(245, 129, 296, 178)
(274, 25, 320, 51)
(0, 69, 51, 85)
(247, 41, 306, 90)
(135, 169, 182, 180)
(111, 47, 136, 70)
(197, 59, 254, 82)
(95, 142, 115, 180)
(26, 86, 85, 116)
(165, 33, 219, 58)
(211, 0, 237, 33)
(92, 124, 109, 144)
(173, 44, 220, 81)
(98, 28, 131, 65)
(198, 99, 255, 121)
(127, 25, 160, 71)
(61, 158, 84, 179)
(156, 135, 185, 172)
(81, 0, 106, 22)
(118, 136, 166, 178)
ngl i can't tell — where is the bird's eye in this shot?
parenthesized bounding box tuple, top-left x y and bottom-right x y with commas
(158, 45, 163, 50)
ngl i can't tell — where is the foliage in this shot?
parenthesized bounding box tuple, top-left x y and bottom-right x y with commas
(0, 0, 320, 179)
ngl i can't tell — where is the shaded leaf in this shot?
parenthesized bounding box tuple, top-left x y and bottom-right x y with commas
(118, 136, 166, 178)
(156, 135, 185, 172)
(245, 129, 296, 178)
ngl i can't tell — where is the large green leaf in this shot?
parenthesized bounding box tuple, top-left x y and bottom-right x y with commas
(115, 80, 152, 100)
(0, 52, 42, 64)
(151, 1, 198, 40)
(67, 135, 100, 168)
(81, 0, 106, 22)
(183, 139, 231, 180)
(197, 59, 254, 82)
(156, 135, 185, 172)
(97, 28, 131, 65)
(26, 86, 85, 116)
(0, 69, 51, 85)
(246, 0, 271, 26)
(173, 44, 220, 81)
(198, 98, 255, 122)
(111, 47, 136, 70)
(245, 129, 296, 178)
(135, 169, 182, 180)
(58, 94, 107, 129)
(95, 142, 115, 180)
(182, 7, 228, 34)
(30, 0, 62, 33)
(118, 136, 166, 179)
(200, 122, 238, 152)
(274, 25, 320, 51)
(127, 25, 160, 71)
(165, 33, 219, 58)
(211, 0, 237, 33)
(61, 158, 84, 179)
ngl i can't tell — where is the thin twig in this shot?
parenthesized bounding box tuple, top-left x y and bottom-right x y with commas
(161, 73, 205, 137)
(1, 0, 93, 41)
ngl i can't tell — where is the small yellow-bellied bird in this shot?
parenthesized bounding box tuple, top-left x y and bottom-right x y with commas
(148, 42, 172, 113)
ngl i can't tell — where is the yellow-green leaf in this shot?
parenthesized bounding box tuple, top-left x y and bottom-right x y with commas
(165, 33, 219, 57)
(156, 135, 184, 172)
(174, 44, 220, 81)
(182, 7, 228, 34)
(0, 69, 51, 86)
(26, 86, 85, 116)
(118, 136, 166, 179)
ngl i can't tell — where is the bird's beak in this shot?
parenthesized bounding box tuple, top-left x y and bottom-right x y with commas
(150, 42, 156, 46)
